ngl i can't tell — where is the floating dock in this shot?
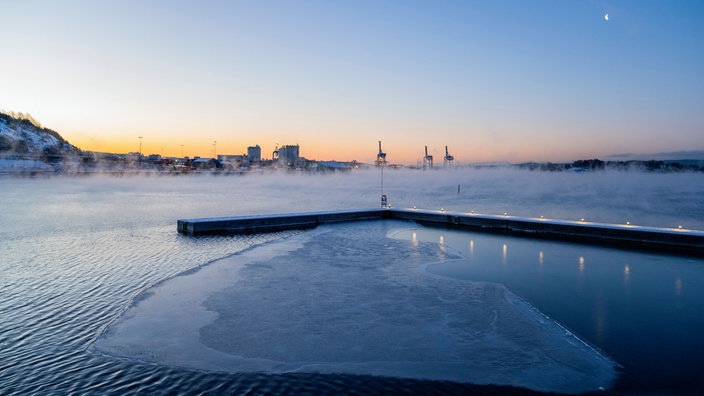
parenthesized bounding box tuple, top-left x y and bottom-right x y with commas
(178, 208, 704, 256)
(178, 209, 384, 234)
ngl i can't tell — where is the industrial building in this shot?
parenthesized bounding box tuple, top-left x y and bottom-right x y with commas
(247, 145, 261, 162)
(274, 144, 300, 168)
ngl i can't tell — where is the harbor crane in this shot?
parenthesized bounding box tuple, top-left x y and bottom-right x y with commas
(376, 141, 387, 166)
(444, 145, 454, 167)
(423, 146, 433, 169)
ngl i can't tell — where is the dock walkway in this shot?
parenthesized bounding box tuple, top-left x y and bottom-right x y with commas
(178, 208, 704, 255)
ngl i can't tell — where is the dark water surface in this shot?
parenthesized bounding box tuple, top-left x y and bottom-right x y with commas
(2, 172, 703, 395)
(393, 228, 704, 394)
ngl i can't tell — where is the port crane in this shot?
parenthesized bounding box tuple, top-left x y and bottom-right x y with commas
(444, 145, 454, 167)
(375, 141, 387, 166)
(423, 146, 433, 169)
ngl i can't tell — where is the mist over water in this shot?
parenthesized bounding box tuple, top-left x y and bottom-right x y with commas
(379, 168, 704, 229)
(1, 168, 703, 395)
(11, 167, 691, 229)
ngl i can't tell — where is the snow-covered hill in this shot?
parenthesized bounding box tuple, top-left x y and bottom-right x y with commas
(0, 112, 79, 156)
(0, 112, 82, 174)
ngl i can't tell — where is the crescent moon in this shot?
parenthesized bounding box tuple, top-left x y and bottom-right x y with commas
(605, 13, 609, 21)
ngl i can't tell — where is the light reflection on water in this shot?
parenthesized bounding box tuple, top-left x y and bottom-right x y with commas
(395, 227, 704, 392)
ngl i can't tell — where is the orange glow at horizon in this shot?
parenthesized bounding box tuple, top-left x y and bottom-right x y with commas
(68, 130, 604, 165)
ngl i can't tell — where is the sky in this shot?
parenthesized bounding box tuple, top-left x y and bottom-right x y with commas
(1, 0, 703, 164)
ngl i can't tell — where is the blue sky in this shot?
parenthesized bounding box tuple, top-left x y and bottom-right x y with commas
(2, 0, 702, 163)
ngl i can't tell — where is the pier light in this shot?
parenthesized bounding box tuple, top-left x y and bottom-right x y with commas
(580, 218, 585, 223)
(540, 215, 545, 220)
(440, 208, 445, 212)
(678, 225, 683, 230)
(503, 212, 508, 217)
(412, 206, 417, 210)
(626, 221, 631, 226)
(469, 210, 475, 215)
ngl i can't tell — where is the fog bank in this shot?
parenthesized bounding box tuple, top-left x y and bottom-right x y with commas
(4, 167, 701, 230)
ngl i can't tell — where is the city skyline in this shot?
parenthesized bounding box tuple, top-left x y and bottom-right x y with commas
(2, 0, 703, 164)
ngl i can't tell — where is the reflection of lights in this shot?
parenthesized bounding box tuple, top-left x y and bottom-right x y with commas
(439, 235, 445, 245)
(675, 277, 682, 296)
(579, 256, 585, 272)
(412, 232, 418, 247)
(469, 240, 474, 255)
(624, 264, 630, 275)
(593, 293, 607, 344)
(502, 244, 508, 262)
(539, 251, 544, 265)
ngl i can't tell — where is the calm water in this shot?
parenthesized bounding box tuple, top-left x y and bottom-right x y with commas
(393, 228, 704, 393)
(1, 170, 703, 395)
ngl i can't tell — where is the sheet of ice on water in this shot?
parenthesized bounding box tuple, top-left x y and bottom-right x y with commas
(94, 220, 616, 394)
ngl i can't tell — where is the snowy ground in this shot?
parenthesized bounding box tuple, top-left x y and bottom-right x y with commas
(0, 159, 54, 172)
(95, 220, 616, 394)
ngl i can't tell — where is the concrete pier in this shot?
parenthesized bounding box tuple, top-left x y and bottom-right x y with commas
(178, 208, 704, 256)
(178, 209, 385, 235)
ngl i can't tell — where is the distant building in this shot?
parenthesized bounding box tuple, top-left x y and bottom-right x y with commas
(247, 145, 261, 162)
(275, 145, 299, 167)
(218, 154, 246, 167)
(192, 157, 219, 170)
(313, 161, 352, 172)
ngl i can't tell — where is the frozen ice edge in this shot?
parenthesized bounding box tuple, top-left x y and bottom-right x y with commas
(94, 220, 617, 394)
